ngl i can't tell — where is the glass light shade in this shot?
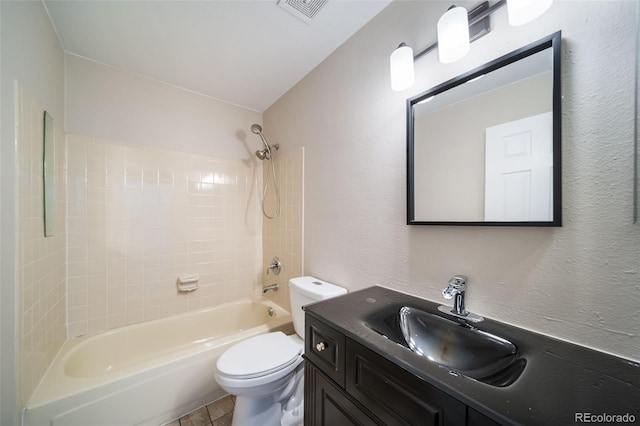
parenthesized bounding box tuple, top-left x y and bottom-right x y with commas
(390, 44, 415, 91)
(437, 6, 470, 64)
(506, 0, 553, 26)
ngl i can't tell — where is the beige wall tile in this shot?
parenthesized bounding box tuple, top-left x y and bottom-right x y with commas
(66, 137, 265, 336)
(16, 85, 67, 405)
(261, 148, 304, 311)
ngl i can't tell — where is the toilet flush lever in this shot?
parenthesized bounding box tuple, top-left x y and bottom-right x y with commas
(266, 257, 281, 275)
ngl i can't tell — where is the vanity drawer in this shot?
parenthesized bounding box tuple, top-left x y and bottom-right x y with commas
(346, 338, 466, 426)
(305, 314, 346, 388)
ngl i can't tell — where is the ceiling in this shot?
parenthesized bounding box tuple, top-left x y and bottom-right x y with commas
(43, 0, 393, 112)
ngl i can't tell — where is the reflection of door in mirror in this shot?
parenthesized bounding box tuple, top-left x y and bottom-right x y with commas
(485, 112, 553, 221)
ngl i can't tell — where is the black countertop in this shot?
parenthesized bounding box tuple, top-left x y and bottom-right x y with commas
(304, 286, 640, 425)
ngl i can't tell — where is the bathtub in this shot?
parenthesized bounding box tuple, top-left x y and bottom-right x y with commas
(24, 299, 293, 426)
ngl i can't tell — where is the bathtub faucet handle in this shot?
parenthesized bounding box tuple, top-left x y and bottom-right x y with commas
(266, 257, 281, 275)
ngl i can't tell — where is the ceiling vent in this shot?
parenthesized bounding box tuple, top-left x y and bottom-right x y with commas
(277, 0, 328, 24)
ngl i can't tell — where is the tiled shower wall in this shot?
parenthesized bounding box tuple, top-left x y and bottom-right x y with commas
(261, 148, 304, 311)
(66, 135, 263, 337)
(16, 84, 67, 405)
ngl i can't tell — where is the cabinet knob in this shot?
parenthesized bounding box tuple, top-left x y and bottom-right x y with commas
(315, 342, 327, 352)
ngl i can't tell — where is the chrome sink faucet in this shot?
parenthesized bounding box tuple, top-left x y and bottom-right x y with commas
(439, 275, 483, 322)
(442, 275, 468, 316)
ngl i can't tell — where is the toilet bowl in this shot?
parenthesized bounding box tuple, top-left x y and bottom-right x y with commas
(215, 276, 347, 426)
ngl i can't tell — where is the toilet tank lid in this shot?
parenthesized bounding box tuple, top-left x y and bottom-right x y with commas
(288, 276, 347, 300)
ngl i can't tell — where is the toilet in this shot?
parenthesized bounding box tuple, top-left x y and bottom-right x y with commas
(215, 276, 347, 426)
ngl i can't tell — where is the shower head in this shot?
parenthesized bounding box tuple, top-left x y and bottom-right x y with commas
(250, 123, 269, 150)
(250, 123, 279, 160)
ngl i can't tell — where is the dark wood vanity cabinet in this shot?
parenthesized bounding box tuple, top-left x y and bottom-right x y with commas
(306, 362, 384, 426)
(304, 314, 499, 426)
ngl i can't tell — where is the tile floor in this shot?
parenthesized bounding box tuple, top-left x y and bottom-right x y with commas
(166, 395, 234, 426)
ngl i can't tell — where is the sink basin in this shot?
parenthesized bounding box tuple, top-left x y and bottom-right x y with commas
(365, 305, 525, 387)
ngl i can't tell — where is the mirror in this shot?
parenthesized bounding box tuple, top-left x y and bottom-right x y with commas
(43, 111, 55, 236)
(407, 32, 561, 226)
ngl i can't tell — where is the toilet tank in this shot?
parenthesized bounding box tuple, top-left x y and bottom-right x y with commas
(289, 276, 347, 339)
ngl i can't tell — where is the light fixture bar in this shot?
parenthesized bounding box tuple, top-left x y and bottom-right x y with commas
(414, 0, 506, 61)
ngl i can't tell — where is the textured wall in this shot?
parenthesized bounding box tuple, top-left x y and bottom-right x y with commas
(265, 1, 639, 360)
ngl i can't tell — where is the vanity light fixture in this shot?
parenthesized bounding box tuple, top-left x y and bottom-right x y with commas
(390, 43, 415, 91)
(437, 6, 470, 64)
(389, 0, 553, 91)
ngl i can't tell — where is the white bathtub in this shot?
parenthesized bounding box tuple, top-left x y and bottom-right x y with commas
(24, 299, 293, 426)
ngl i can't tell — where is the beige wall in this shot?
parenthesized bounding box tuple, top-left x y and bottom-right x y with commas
(1, 1, 66, 423)
(65, 135, 264, 337)
(65, 55, 262, 160)
(63, 55, 271, 335)
(62, 112, 303, 337)
(265, 1, 639, 361)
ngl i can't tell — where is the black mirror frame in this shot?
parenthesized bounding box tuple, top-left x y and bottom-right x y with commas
(407, 31, 562, 226)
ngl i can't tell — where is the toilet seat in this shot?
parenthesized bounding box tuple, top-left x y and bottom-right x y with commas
(216, 332, 302, 380)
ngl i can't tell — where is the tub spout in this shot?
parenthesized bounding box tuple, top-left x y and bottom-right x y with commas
(262, 284, 278, 294)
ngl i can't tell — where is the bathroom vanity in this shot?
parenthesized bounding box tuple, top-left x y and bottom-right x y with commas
(303, 286, 639, 425)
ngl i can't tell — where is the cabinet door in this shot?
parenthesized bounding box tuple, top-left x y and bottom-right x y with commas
(346, 339, 466, 426)
(305, 361, 382, 426)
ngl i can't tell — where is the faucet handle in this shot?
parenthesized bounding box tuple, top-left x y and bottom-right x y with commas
(448, 275, 467, 287)
(442, 286, 456, 300)
(266, 257, 281, 275)
(443, 275, 467, 299)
